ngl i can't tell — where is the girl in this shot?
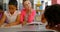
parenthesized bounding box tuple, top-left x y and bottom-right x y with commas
(20, 0, 36, 25)
(2, 0, 20, 27)
(0, 5, 4, 26)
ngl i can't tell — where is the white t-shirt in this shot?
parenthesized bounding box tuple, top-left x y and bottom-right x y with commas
(4, 11, 21, 23)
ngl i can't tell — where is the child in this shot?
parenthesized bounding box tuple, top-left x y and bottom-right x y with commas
(0, 5, 4, 26)
(44, 4, 60, 31)
(0, 5, 4, 19)
(20, 0, 36, 25)
(2, 0, 20, 27)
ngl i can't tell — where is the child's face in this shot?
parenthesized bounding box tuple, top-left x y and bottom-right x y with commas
(0, 9, 3, 13)
(24, 1, 32, 10)
(9, 5, 17, 13)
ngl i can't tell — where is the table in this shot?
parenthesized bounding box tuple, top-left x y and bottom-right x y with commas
(0, 24, 57, 32)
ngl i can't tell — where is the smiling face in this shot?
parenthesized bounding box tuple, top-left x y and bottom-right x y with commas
(8, 5, 17, 13)
(23, 1, 32, 10)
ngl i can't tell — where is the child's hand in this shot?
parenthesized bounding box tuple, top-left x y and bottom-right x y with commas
(0, 24, 2, 27)
(4, 24, 11, 27)
(0, 25, 2, 27)
(22, 21, 27, 26)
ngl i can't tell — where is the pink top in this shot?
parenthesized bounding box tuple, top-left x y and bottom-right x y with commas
(20, 9, 36, 24)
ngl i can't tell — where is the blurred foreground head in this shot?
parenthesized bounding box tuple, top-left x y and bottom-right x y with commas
(44, 4, 60, 31)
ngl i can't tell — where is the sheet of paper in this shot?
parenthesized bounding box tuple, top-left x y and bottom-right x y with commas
(0, 24, 22, 28)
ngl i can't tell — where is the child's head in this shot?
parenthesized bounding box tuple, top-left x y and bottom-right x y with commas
(8, 0, 18, 13)
(23, 0, 32, 10)
(44, 4, 60, 28)
(0, 5, 3, 11)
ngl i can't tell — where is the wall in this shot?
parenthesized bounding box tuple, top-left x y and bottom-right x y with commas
(57, 0, 60, 4)
(52, 0, 60, 4)
(52, 0, 57, 5)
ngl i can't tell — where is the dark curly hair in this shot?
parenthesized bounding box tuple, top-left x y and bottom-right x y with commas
(0, 5, 3, 10)
(44, 4, 60, 28)
(8, 0, 18, 8)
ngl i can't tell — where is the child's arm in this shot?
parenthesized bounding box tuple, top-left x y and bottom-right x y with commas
(41, 14, 46, 23)
(0, 14, 6, 26)
(5, 14, 20, 27)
